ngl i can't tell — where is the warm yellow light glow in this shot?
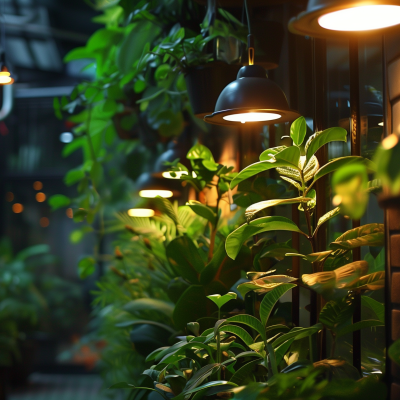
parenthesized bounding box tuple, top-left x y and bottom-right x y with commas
(128, 208, 155, 217)
(33, 181, 43, 190)
(0, 71, 11, 84)
(223, 112, 281, 123)
(382, 134, 399, 150)
(378, 122, 384, 126)
(139, 190, 173, 198)
(36, 192, 46, 202)
(332, 195, 342, 207)
(318, 5, 400, 31)
(162, 171, 188, 179)
(12, 203, 23, 213)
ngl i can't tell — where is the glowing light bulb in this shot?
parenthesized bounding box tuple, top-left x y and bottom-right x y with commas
(139, 190, 173, 198)
(318, 5, 400, 31)
(0, 70, 13, 85)
(223, 112, 281, 123)
(128, 208, 155, 217)
(162, 171, 188, 179)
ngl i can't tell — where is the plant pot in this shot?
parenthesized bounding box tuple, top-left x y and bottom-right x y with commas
(184, 62, 241, 118)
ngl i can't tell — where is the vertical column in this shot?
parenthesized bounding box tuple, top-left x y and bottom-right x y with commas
(349, 38, 362, 374)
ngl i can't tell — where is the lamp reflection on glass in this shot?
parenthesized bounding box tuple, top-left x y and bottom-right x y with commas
(128, 208, 155, 217)
(139, 190, 173, 198)
(289, 0, 400, 38)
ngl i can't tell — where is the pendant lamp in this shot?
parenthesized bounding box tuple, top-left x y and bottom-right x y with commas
(204, 0, 300, 126)
(289, 0, 400, 38)
(136, 172, 181, 198)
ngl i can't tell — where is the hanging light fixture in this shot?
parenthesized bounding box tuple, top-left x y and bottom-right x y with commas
(204, 0, 300, 126)
(136, 172, 181, 198)
(289, 0, 400, 38)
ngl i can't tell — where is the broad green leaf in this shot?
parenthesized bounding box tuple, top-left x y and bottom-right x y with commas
(302, 261, 368, 294)
(207, 292, 237, 309)
(361, 296, 384, 322)
(314, 208, 340, 235)
(332, 163, 369, 220)
(202, 159, 219, 171)
(230, 160, 289, 189)
(78, 256, 95, 279)
(260, 241, 297, 260)
(305, 127, 347, 161)
(226, 216, 306, 260)
(173, 285, 208, 329)
(246, 270, 277, 280)
(64, 167, 85, 186)
(319, 297, 354, 331)
(281, 176, 302, 190)
(235, 351, 263, 359)
(303, 156, 320, 182)
(187, 200, 216, 225)
(272, 323, 323, 348)
(330, 223, 384, 251)
(124, 298, 174, 318)
(187, 144, 215, 162)
(225, 314, 265, 341)
(356, 271, 385, 291)
(167, 237, 205, 283)
(245, 197, 312, 220)
(184, 364, 219, 392)
(259, 146, 287, 161)
(275, 338, 295, 366)
(274, 146, 301, 169)
(237, 277, 296, 298)
(260, 284, 296, 327)
(290, 116, 307, 146)
(185, 381, 235, 396)
(220, 325, 253, 346)
(230, 359, 260, 385)
(336, 320, 384, 338)
(313, 156, 376, 182)
(389, 338, 400, 366)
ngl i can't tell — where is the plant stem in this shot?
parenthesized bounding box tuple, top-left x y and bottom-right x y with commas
(217, 307, 221, 379)
(208, 178, 221, 261)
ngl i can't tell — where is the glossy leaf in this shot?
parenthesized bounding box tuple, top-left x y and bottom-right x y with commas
(187, 200, 216, 225)
(225, 314, 265, 340)
(124, 298, 174, 318)
(237, 278, 296, 298)
(230, 160, 289, 189)
(272, 323, 323, 348)
(78, 256, 95, 279)
(226, 216, 305, 260)
(313, 156, 376, 182)
(356, 271, 385, 291)
(230, 359, 260, 385)
(290, 116, 307, 146)
(303, 156, 320, 182)
(48, 194, 71, 210)
(185, 381, 235, 396)
(260, 241, 298, 260)
(245, 197, 312, 220)
(207, 292, 237, 309)
(336, 320, 384, 338)
(274, 146, 301, 169)
(314, 207, 340, 235)
(259, 146, 287, 161)
(220, 325, 253, 346)
(154, 196, 180, 226)
(285, 251, 333, 263)
(361, 296, 384, 322)
(305, 127, 347, 161)
(275, 338, 295, 366)
(187, 144, 215, 161)
(330, 224, 384, 251)
(260, 283, 296, 327)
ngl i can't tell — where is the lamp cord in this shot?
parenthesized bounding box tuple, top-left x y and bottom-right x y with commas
(244, 0, 254, 65)
(244, 0, 251, 34)
(1, 0, 5, 63)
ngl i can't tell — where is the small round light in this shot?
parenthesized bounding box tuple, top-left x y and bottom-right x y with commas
(128, 208, 155, 217)
(40, 217, 50, 227)
(139, 190, 173, 198)
(36, 192, 46, 202)
(382, 134, 399, 150)
(12, 203, 24, 213)
(162, 171, 188, 179)
(223, 112, 281, 123)
(33, 181, 43, 190)
(318, 5, 400, 32)
(60, 132, 73, 143)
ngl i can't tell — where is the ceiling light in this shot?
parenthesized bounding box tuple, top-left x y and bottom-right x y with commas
(128, 208, 155, 217)
(162, 171, 189, 179)
(204, 0, 299, 126)
(139, 190, 173, 198)
(289, 1, 400, 38)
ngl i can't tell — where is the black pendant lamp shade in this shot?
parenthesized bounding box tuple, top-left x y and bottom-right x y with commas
(289, 0, 400, 39)
(204, 64, 300, 126)
(204, 0, 299, 126)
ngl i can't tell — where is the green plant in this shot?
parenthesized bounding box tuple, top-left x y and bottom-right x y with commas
(0, 239, 82, 366)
